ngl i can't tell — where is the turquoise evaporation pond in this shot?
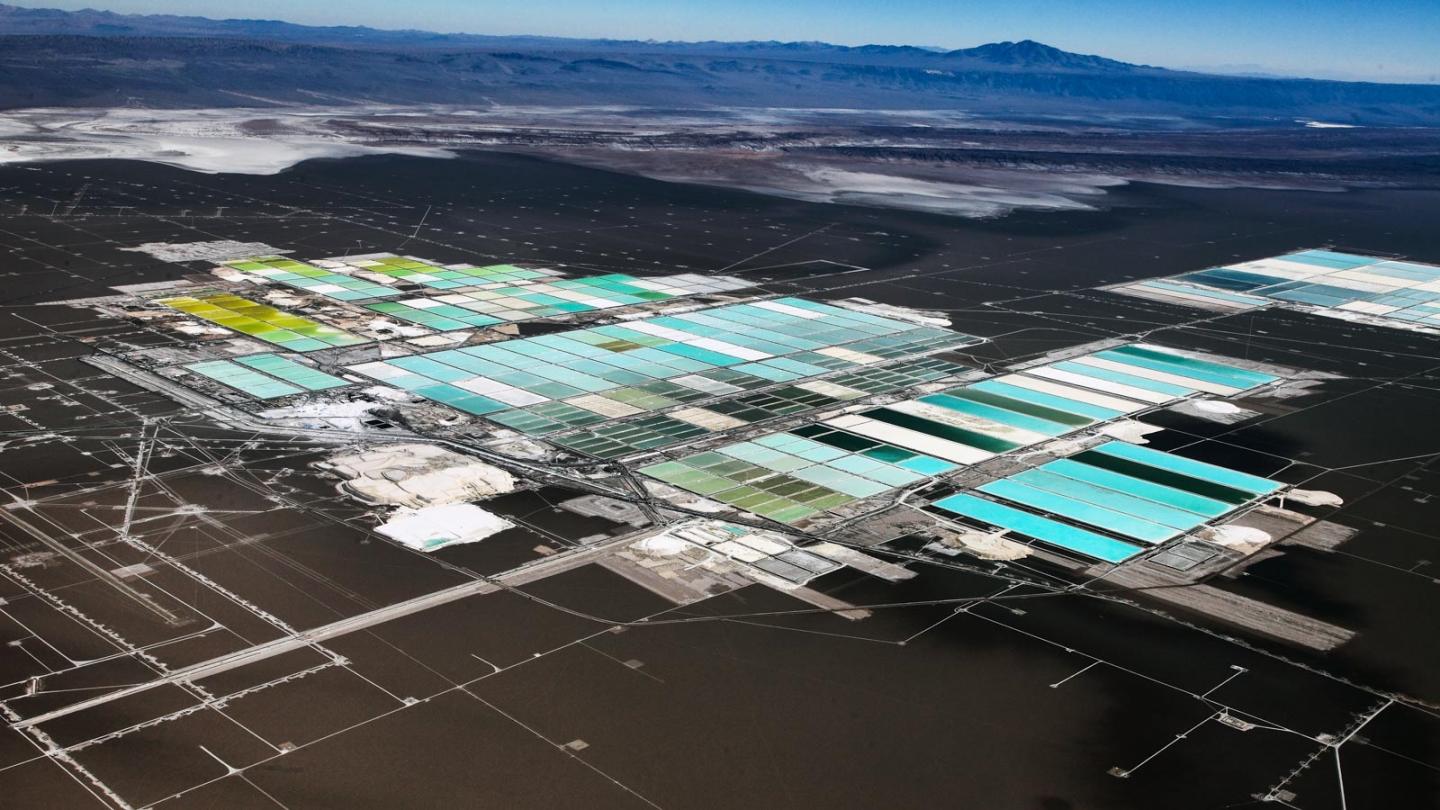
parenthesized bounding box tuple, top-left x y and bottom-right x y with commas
(1281, 250, 1381, 270)
(918, 392, 1074, 436)
(1153, 252, 1440, 326)
(978, 478, 1179, 544)
(968, 379, 1124, 421)
(932, 492, 1141, 563)
(1365, 261, 1440, 282)
(922, 380, 1287, 559)
(1092, 441, 1281, 496)
(1050, 360, 1195, 397)
(1102, 345, 1277, 389)
(862, 407, 1022, 453)
(1143, 279, 1270, 307)
(350, 296, 982, 427)
(234, 353, 348, 391)
(1008, 469, 1209, 532)
(185, 360, 301, 400)
(1182, 268, 1284, 292)
(1041, 458, 1232, 518)
(1264, 284, 1364, 308)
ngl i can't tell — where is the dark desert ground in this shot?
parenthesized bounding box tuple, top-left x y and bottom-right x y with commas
(0, 148, 1436, 808)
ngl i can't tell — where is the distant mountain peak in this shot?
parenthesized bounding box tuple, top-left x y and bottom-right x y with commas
(949, 39, 1151, 73)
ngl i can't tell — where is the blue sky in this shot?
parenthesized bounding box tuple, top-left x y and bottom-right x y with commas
(31, 0, 1440, 82)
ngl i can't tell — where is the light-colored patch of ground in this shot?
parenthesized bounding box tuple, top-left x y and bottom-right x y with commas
(1098, 419, 1165, 444)
(375, 503, 513, 552)
(0, 107, 454, 174)
(832, 297, 952, 328)
(121, 240, 290, 263)
(364, 319, 430, 339)
(1283, 488, 1344, 507)
(1193, 400, 1246, 415)
(930, 527, 1033, 560)
(321, 443, 516, 507)
(792, 166, 1113, 217)
(1202, 524, 1273, 554)
(1170, 398, 1260, 425)
(257, 397, 390, 431)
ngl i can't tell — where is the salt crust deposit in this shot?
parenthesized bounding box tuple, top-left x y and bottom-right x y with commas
(1098, 420, 1164, 444)
(0, 107, 1122, 217)
(1284, 489, 1344, 507)
(122, 240, 290, 263)
(833, 297, 952, 328)
(364, 319, 430, 339)
(790, 166, 1116, 218)
(376, 503, 513, 552)
(1193, 400, 1245, 415)
(0, 106, 1350, 220)
(1204, 525, 1273, 554)
(936, 529, 1032, 561)
(624, 520, 849, 589)
(258, 398, 388, 432)
(1028, 437, 1089, 458)
(1309, 305, 1440, 336)
(322, 443, 516, 508)
(211, 266, 250, 284)
(1172, 398, 1259, 425)
(632, 532, 699, 557)
(0, 107, 455, 175)
(172, 323, 230, 337)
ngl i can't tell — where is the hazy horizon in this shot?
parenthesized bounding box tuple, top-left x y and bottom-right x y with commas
(12, 0, 1440, 84)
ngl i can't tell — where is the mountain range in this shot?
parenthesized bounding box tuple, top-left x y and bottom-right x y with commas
(1, 3, 1438, 126)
